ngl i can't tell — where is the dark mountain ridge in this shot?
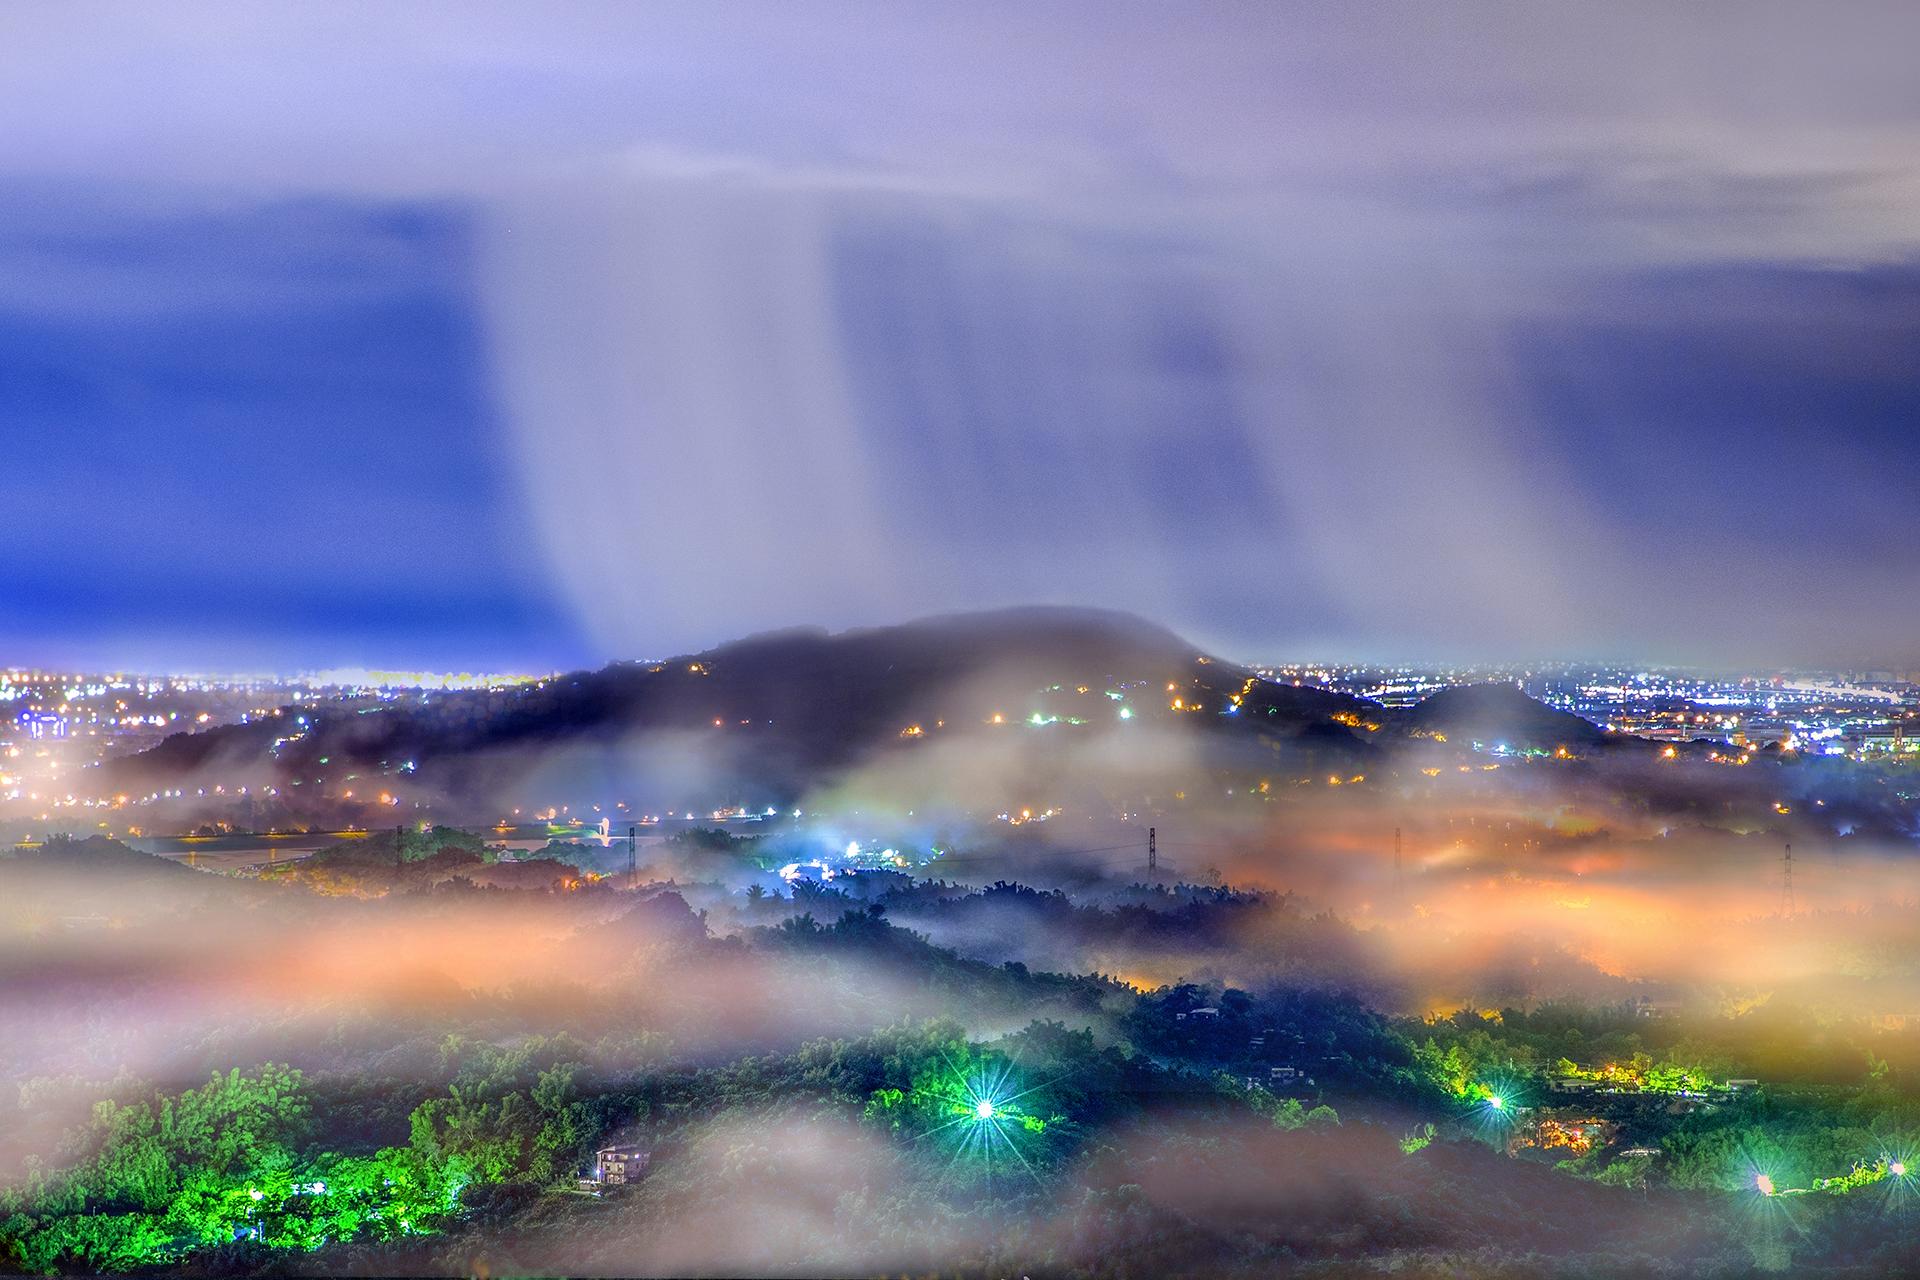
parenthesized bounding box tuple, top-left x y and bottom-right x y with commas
(89, 608, 1616, 824)
(1406, 682, 1612, 749)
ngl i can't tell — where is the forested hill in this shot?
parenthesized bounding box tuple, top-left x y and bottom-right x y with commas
(86, 607, 1617, 822)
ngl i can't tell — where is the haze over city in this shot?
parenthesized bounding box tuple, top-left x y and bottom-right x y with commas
(6, 6, 1920, 1279)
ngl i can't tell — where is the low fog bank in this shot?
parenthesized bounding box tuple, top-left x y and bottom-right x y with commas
(12, 822, 1920, 1276)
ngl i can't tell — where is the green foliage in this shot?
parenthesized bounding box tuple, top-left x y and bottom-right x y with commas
(862, 1087, 907, 1129)
(0, 1066, 481, 1273)
(1811, 1157, 1898, 1194)
(405, 1057, 591, 1187)
(842, 1026, 1078, 1183)
(21, 1064, 309, 1219)
(1216, 1074, 1340, 1131)
(1554, 1050, 1720, 1094)
(1592, 1151, 1654, 1189)
(1659, 1114, 1886, 1193)
(1412, 1038, 1475, 1099)
(394, 826, 489, 862)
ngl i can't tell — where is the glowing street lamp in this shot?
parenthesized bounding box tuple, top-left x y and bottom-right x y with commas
(975, 1098, 996, 1120)
(1756, 1173, 1775, 1196)
(1893, 1161, 1908, 1177)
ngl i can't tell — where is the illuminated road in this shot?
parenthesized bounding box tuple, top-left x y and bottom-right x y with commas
(124, 826, 637, 871)
(129, 831, 359, 870)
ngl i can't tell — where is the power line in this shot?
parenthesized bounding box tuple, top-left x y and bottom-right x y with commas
(1149, 837, 1292, 852)
(927, 840, 1145, 866)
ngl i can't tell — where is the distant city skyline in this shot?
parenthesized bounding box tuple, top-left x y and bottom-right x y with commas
(4, 4, 1919, 672)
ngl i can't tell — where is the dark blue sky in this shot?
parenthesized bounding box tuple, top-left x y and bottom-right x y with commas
(1, 195, 588, 670)
(2, 5, 1918, 672)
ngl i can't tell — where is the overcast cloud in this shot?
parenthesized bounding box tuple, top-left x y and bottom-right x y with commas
(2, 2, 1918, 670)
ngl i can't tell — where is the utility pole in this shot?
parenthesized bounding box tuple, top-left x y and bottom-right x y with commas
(1782, 841, 1795, 918)
(628, 825, 638, 886)
(1147, 827, 1157, 877)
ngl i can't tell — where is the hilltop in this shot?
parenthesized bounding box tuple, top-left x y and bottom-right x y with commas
(86, 607, 1615, 826)
(1407, 682, 1612, 750)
